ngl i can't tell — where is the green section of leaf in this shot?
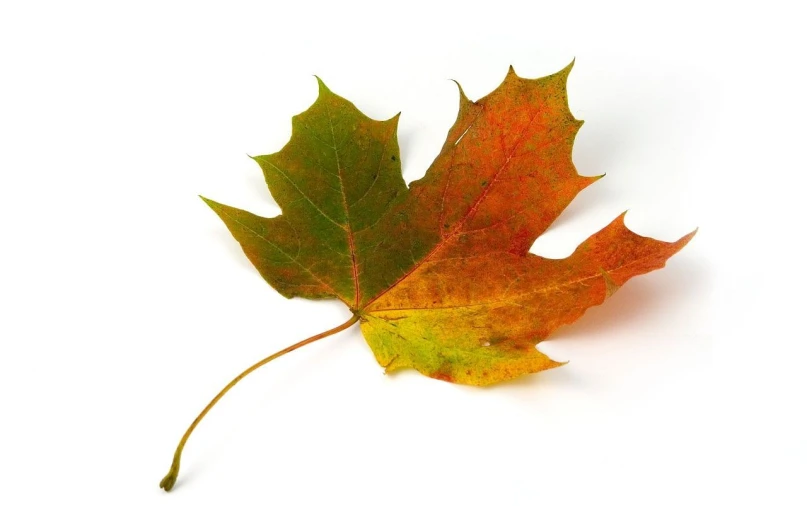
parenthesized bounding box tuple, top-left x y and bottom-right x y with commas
(203, 79, 405, 306)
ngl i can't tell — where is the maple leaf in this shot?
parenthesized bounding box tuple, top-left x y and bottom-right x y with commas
(161, 62, 695, 491)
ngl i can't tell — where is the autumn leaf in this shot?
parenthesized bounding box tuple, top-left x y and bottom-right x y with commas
(161, 62, 695, 490)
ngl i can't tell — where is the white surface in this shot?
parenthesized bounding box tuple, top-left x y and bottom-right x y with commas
(1, 1, 804, 504)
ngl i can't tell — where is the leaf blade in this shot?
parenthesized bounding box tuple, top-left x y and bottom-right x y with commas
(205, 63, 696, 385)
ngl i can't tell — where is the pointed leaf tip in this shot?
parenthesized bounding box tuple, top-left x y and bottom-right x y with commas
(562, 58, 575, 73)
(449, 78, 474, 110)
(679, 227, 699, 245)
(541, 59, 576, 84)
(199, 195, 219, 210)
(548, 358, 569, 369)
(314, 75, 332, 96)
(503, 64, 520, 84)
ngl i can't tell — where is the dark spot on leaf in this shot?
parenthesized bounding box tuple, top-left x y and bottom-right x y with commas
(391, 155, 397, 161)
(432, 370, 454, 382)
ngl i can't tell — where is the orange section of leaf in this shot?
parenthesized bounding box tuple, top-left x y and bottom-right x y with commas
(362, 214, 695, 385)
(357, 63, 696, 384)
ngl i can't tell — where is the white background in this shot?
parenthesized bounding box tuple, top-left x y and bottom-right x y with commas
(1, 1, 804, 504)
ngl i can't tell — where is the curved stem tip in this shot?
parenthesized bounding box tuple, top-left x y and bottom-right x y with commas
(160, 313, 360, 491)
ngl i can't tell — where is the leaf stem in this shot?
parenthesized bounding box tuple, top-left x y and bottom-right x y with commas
(159, 313, 360, 492)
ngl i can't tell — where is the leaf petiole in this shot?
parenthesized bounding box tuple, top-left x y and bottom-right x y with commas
(159, 313, 360, 492)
